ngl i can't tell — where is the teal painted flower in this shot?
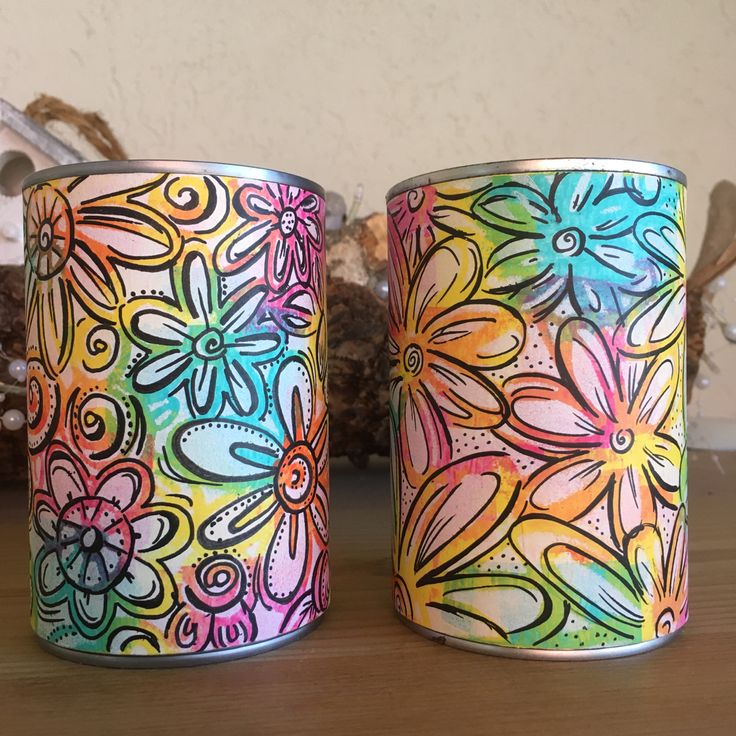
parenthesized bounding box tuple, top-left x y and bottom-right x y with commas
(471, 173, 672, 320)
(122, 250, 281, 417)
(511, 506, 688, 642)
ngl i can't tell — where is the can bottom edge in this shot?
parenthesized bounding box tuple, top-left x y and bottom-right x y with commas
(35, 617, 324, 669)
(398, 614, 682, 661)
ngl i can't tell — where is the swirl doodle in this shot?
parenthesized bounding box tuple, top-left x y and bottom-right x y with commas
(145, 174, 232, 234)
(67, 387, 145, 461)
(79, 319, 120, 373)
(26, 358, 61, 455)
(166, 553, 257, 652)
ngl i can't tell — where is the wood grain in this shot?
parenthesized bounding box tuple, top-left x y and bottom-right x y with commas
(1, 451, 734, 735)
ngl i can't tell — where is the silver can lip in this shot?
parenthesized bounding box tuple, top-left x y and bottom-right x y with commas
(35, 617, 323, 668)
(386, 157, 687, 200)
(23, 158, 325, 197)
(399, 615, 683, 661)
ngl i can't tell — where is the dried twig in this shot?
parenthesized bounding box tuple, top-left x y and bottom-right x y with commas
(24, 94, 128, 160)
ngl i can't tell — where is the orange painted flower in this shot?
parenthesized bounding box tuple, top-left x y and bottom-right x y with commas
(24, 179, 180, 374)
(171, 356, 329, 605)
(388, 219, 524, 486)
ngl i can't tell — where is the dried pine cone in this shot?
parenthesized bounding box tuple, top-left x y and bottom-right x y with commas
(326, 277, 389, 466)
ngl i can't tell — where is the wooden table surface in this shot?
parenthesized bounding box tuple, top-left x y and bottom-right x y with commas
(1, 451, 734, 735)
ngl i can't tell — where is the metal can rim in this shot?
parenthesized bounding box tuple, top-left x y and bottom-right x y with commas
(386, 157, 687, 200)
(35, 617, 323, 668)
(399, 614, 683, 661)
(23, 159, 325, 197)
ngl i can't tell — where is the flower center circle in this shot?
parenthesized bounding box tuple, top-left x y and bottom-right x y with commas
(279, 208, 297, 236)
(552, 227, 586, 255)
(610, 428, 635, 454)
(403, 344, 423, 377)
(41, 239, 71, 276)
(193, 328, 225, 359)
(275, 442, 317, 512)
(27, 187, 74, 280)
(38, 221, 55, 251)
(80, 527, 103, 553)
(406, 188, 425, 212)
(56, 498, 133, 593)
(214, 570, 228, 585)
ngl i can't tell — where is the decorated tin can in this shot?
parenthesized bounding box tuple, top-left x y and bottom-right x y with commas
(24, 160, 329, 666)
(387, 158, 687, 659)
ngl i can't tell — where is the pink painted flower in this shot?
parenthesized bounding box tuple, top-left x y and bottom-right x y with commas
(166, 554, 257, 651)
(215, 182, 323, 292)
(388, 185, 438, 270)
(31, 442, 187, 636)
(388, 218, 524, 487)
(504, 318, 682, 545)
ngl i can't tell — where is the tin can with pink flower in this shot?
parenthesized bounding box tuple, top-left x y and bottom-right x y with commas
(24, 160, 329, 666)
(387, 158, 687, 659)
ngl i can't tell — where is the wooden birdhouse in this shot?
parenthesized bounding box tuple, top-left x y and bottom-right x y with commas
(0, 98, 82, 265)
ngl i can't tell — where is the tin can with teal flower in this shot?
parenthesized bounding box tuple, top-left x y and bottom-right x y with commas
(387, 158, 687, 659)
(25, 160, 329, 666)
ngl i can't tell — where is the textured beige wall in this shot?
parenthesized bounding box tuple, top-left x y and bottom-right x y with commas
(1, 0, 735, 419)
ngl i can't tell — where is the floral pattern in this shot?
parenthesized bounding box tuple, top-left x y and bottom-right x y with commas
(388, 166, 687, 653)
(468, 173, 670, 320)
(26, 170, 328, 658)
(511, 505, 688, 642)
